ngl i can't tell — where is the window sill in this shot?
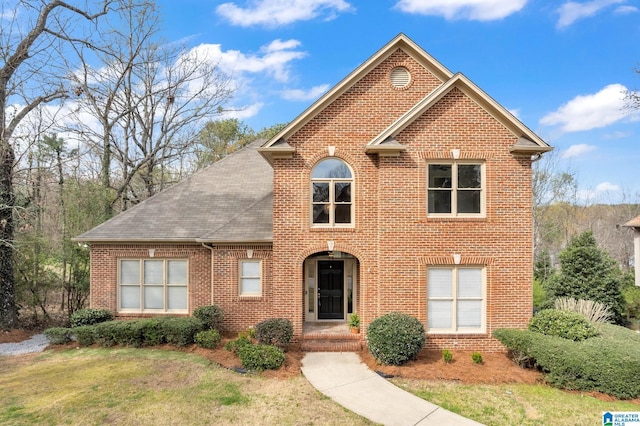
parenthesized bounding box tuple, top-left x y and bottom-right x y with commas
(117, 310, 188, 315)
(423, 216, 487, 223)
(310, 226, 356, 232)
(427, 330, 487, 336)
(238, 295, 263, 300)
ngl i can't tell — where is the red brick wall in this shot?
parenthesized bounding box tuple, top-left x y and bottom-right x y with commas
(89, 243, 274, 333)
(269, 50, 533, 351)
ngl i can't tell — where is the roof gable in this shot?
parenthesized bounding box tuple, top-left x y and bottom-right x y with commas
(259, 33, 453, 162)
(366, 73, 551, 155)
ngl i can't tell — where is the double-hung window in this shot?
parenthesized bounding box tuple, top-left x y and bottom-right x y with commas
(311, 158, 353, 227)
(427, 267, 485, 333)
(239, 259, 262, 296)
(119, 259, 188, 312)
(427, 162, 484, 216)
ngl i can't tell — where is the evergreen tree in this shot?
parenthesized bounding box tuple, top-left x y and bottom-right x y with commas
(546, 231, 626, 324)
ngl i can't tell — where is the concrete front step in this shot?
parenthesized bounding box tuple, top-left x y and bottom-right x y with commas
(301, 332, 363, 352)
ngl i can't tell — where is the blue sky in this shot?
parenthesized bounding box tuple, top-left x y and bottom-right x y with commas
(155, 0, 640, 203)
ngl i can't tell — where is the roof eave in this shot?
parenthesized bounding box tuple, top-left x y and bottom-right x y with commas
(364, 144, 408, 157)
(71, 237, 201, 244)
(509, 145, 554, 155)
(257, 147, 296, 164)
(196, 238, 273, 245)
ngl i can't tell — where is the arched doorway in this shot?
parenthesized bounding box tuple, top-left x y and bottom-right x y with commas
(303, 251, 358, 322)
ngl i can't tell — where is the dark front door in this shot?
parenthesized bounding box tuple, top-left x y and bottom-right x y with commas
(318, 260, 344, 320)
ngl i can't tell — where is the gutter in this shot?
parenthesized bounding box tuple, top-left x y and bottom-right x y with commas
(201, 243, 216, 306)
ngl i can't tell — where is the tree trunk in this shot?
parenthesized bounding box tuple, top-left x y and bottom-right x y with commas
(0, 139, 17, 328)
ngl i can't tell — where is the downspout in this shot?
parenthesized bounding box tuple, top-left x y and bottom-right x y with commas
(202, 243, 215, 305)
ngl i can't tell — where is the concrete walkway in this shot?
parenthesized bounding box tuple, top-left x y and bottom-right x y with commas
(301, 352, 483, 426)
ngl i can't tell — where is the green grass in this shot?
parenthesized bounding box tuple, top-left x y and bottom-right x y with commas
(394, 379, 640, 426)
(3, 347, 640, 425)
(0, 348, 374, 426)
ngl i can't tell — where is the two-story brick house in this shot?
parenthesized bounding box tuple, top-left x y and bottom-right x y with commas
(77, 34, 551, 351)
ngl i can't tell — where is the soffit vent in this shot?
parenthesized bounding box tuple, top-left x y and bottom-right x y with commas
(390, 66, 411, 88)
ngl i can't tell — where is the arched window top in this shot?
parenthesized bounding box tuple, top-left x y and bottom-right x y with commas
(311, 158, 352, 179)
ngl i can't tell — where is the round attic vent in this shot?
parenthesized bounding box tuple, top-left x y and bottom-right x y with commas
(390, 66, 411, 88)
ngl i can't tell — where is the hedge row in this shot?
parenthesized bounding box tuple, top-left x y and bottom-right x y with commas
(46, 317, 206, 348)
(494, 324, 640, 399)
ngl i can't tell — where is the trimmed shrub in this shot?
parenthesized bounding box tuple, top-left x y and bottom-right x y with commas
(93, 321, 122, 347)
(494, 326, 640, 399)
(254, 318, 293, 350)
(136, 318, 164, 346)
(193, 305, 224, 331)
(529, 309, 599, 341)
(161, 317, 204, 347)
(471, 352, 483, 364)
(71, 308, 113, 328)
(73, 326, 95, 346)
(442, 349, 453, 364)
(113, 321, 144, 347)
(225, 336, 252, 353)
(237, 343, 285, 372)
(44, 327, 72, 344)
(367, 312, 425, 366)
(195, 329, 222, 349)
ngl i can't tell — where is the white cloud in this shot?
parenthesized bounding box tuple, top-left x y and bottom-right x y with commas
(190, 39, 306, 83)
(539, 84, 630, 133)
(595, 181, 620, 192)
(561, 144, 596, 159)
(603, 130, 630, 139)
(281, 84, 330, 101)
(614, 5, 639, 13)
(394, 0, 527, 21)
(220, 102, 265, 120)
(556, 0, 625, 29)
(216, 0, 354, 28)
(576, 181, 621, 202)
(507, 108, 521, 119)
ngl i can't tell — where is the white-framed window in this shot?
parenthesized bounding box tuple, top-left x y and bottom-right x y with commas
(311, 158, 354, 227)
(119, 259, 188, 313)
(239, 259, 262, 296)
(427, 161, 485, 217)
(427, 266, 485, 333)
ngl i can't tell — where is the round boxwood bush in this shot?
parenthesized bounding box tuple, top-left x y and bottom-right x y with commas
(70, 308, 113, 328)
(528, 309, 599, 341)
(193, 305, 224, 331)
(367, 312, 425, 365)
(237, 343, 285, 371)
(194, 329, 222, 349)
(254, 318, 293, 350)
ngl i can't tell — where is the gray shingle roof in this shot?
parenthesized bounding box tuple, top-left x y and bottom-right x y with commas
(75, 139, 273, 243)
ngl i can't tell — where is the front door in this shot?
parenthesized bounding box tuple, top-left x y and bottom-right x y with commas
(317, 260, 344, 320)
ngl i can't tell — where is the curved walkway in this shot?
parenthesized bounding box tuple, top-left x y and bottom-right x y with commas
(301, 352, 483, 426)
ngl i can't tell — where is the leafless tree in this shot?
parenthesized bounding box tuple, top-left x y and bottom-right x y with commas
(66, 1, 233, 213)
(0, 0, 122, 328)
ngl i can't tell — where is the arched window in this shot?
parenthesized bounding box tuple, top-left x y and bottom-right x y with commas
(311, 158, 353, 226)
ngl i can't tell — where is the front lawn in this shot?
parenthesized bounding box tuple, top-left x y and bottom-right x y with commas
(395, 379, 640, 425)
(0, 348, 373, 426)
